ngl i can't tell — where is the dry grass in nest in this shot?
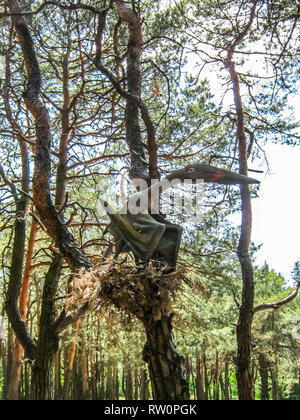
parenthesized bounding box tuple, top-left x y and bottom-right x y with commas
(66, 257, 184, 321)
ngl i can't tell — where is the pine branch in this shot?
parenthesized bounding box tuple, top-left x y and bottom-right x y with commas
(253, 282, 300, 313)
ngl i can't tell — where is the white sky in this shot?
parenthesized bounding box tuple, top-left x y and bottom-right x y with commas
(250, 143, 300, 281)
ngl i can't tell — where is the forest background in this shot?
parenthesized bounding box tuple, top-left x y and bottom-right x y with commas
(0, 0, 299, 400)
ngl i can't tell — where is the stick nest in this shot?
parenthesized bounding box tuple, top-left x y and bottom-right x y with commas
(66, 258, 184, 322)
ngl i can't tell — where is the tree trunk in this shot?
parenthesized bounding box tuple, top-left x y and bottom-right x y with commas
(5, 194, 35, 361)
(214, 352, 227, 401)
(213, 352, 219, 400)
(2, 325, 13, 400)
(228, 58, 255, 398)
(114, 367, 119, 400)
(195, 351, 204, 400)
(125, 365, 134, 400)
(223, 3, 257, 401)
(142, 312, 189, 400)
(99, 361, 105, 400)
(91, 361, 98, 400)
(31, 257, 62, 400)
(140, 367, 150, 400)
(54, 350, 61, 400)
(63, 319, 81, 400)
(203, 355, 209, 400)
(270, 365, 280, 400)
(106, 362, 114, 400)
(24, 361, 30, 400)
(224, 359, 230, 400)
(81, 331, 88, 400)
(7, 339, 23, 400)
(259, 354, 269, 400)
(134, 367, 139, 400)
(7, 221, 37, 400)
(185, 356, 191, 399)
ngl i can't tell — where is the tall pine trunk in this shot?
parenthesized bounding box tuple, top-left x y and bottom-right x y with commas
(224, 4, 257, 399)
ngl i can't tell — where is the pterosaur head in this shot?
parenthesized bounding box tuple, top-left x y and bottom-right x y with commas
(167, 164, 260, 185)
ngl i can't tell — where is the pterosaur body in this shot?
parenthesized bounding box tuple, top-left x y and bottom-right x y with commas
(101, 164, 260, 271)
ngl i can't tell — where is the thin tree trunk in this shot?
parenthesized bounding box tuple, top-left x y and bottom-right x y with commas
(270, 365, 280, 400)
(0, 337, 7, 399)
(106, 362, 114, 400)
(223, 4, 257, 399)
(63, 319, 81, 400)
(213, 352, 219, 400)
(140, 367, 149, 400)
(214, 352, 227, 401)
(195, 351, 204, 400)
(203, 355, 209, 400)
(81, 331, 88, 400)
(259, 353, 269, 400)
(2, 325, 13, 400)
(125, 365, 134, 400)
(91, 361, 98, 400)
(190, 358, 196, 400)
(24, 361, 30, 400)
(7, 221, 38, 400)
(224, 359, 230, 400)
(185, 356, 191, 400)
(134, 367, 139, 400)
(72, 356, 83, 400)
(99, 361, 105, 400)
(114, 367, 119, 400)
(54, 350, 61, 400)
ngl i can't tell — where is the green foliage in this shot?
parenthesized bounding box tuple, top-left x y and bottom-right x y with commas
(0, 0, 299, 400)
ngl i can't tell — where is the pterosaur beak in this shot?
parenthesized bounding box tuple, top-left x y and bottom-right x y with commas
(190, 165, 260, 185)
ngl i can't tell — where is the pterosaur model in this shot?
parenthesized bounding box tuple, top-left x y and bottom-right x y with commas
(101, 164, 260, 271)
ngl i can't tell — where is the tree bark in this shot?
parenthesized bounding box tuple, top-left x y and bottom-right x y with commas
(214, 352, 227, 400)
(81, 331, 88, 400)
(142, 312, 189, 400)
(114, 367, 119, 400)
(195, 351, 205, 400)
(140, 367, 150, 400)
(224, 3, 257, 400)
(224, 359, 230, 400)
(258, 353, 269, 400)
(31, 257, 62, 400)
(54, 350, 62, 400)
(96, 1, 159, 181)
(63, 319, 81, 400)
(134, 367, 139, 400)
(7, 221, 37, 400)
(2, 326, 13, 400)
(125, 365, 134, 400)
(106, 362, 114, 400)
(99, 361, 105, 400)
(7, 0, 92, 271)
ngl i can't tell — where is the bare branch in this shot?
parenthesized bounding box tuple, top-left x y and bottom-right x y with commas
(253, 283, 300, 313)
